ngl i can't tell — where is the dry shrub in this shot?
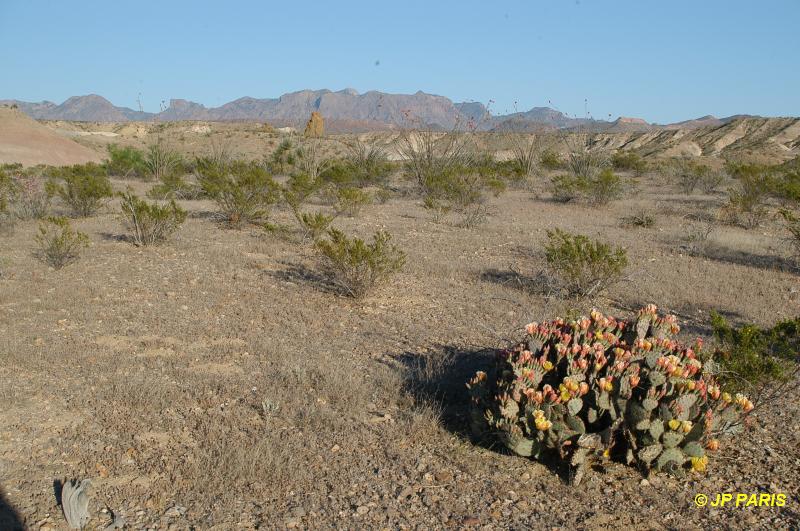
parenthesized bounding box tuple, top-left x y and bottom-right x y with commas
(34, 216, 89, 269)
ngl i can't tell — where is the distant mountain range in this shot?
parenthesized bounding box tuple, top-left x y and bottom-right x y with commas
(0, 89, 776, 132)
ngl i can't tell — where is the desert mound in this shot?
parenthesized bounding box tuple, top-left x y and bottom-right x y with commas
(0, 106, 102, 166)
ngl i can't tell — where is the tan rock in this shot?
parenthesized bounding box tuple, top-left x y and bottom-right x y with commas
(304, 111, 324, 137)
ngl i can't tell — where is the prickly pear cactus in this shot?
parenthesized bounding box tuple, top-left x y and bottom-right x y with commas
(467, 305, 753, 482)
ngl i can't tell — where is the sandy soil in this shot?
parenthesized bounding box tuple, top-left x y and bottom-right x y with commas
(0, 167, 799, 529)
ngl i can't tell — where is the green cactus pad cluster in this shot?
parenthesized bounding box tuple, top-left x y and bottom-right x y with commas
(467, 305, 753, 482)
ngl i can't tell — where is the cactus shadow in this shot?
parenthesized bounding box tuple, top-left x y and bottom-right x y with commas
(391, 344, 575, 482)
(0, 486, 24, 531)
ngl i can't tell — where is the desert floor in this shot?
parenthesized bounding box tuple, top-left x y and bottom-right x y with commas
(1, 169, 799, 530)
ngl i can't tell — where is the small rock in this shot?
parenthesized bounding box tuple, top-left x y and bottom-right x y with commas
(356, 505, 369, 515)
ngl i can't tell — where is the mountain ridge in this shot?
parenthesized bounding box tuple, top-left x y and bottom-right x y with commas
(1, 91, 790, 132)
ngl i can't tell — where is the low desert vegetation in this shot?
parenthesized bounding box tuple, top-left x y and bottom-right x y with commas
(611, 150, 648, 176)
(314, 228, 405, 298)
(669, 159, 724, 194)
(780, 209, 800, 259)
(710, 311, 799, 396)
(539, 147, 564, 170)
(47, 164, 113, 217)
(550, 168, 625, 205)
(34, 216, 89, 269)
(197, 159, 280, 227)
(468, 305, 754, 483)
(105, 144, 148, 179)
(118, 189, 187, 246)
(544, 229, 628, 299)
(333, 186, 371, 217)
(621, 210, 656, 228)
(145, 138, 183, 181)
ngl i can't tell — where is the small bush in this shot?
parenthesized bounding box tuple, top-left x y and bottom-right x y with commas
(0, 169, 13, 229)
(722, 170, 771, 229)
(119, 189, 187, 246)
(544, 229, 627, 298)
(710, 312, 799, 395)
(147, 174, 202, 200)
(48, 166, 113, 217)
(422, 165, 503, 227)
(315, 228, 405, 298)
(584, 168, 624, 205)
(540, 148, 564, 170)
(9, 173, 53, 219)
(780, 209, 800, 259)
(669, 159, 721, 194)
(105, 144, 148, 178)
(266, 139, 296, 174)
(621, 210, 655, 228)
(145, 139, 182, 181)
(468, 306, 753, 482)
(197, 160, 280, 227)
(612, 151, 647, 175)
(296, 211, 334, 241)
(34, 216, 89, 269)
(343, 139, 393, 185)
(334, 187, 371, 217)
(549, 170, 624, 205)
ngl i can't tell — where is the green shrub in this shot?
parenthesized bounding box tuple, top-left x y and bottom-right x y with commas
(343, 139, 393, 185)
(0, 169, 12, 229)
(709, 312, 799, 395)
(34, 216, 89, 269)
(780, 209, 800, 258)
(421, 164, 503, 227)
(584, 169, 624, 205)
(197, 160, 280, 227)
(145, 139, 182, 181)
(105, 144, 148, 178)
(296, 211, 334, 241)
(266, 139, 296, 174)
(468, 305, 753, 483)
(119, 189, 187, 246)
(612, 151, 647, 175)
(722, 170, 772, 229)
(544, 229, 627, 298)
(549, 170, 624, 205)
(48, 166, 113, 216)
(540, 148, 564, 170)
(315, 228, 405, 298)
(334, 187, 371, 217)
(147, 174, 202, 200)
(669, 159, 722, 194)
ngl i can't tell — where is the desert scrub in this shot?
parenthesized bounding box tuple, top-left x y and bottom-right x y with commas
(468, 305, 753, 483)
(296, 211, 334, 241)
(105, 144, 148, 179)
(669, 159, 723, 194)
(9, 172, 54, 219)
(119, 189, 187, 246)
(722, 169, 772, 229)
(549, 169, 624, 205)
(709, 312, 799, 395)
(34, 216, 89, 269)
(197, 160, 280, 227)
(544, 229, 627, 299)
(342, 138, 393, 185)
(779, 209, 800, 259)
(540, 148, 564, 170)
(315, 228, 405, 298)
(611, 151, 647, 176)
(621, 210, 655, 228)
(334, 186, 371, 217)
(266, 138, 296, 174)
(145, 139, 183, 181)
(421, 164, 504, 227)
(48, 164, 113, 216)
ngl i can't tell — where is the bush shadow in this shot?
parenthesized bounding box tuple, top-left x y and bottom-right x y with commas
(698, 244, 799, 274)
(0, 485, 24, 531)
(390, 344, 574, 482)
(267, 261, 341, 296)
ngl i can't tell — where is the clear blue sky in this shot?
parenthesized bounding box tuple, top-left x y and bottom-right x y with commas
(1, 0, 798, 123)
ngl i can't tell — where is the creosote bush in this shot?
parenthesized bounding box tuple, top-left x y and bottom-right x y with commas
(334, 187, 371, 217)
(34, 216, 89, 269)
(540, 148, 564, 171)
(468, 306, 753, 483)
(669, 159, 723, 194)
(612, 151, 647, 176)
(549, 169, 625, 205)
(119, 189, 187, 246)
(197, 160, 280, 227)
(10, 173, 53, 220)
(315, 228, 405, 298)
(709, 312, 799, 395)
(48, 165, 113, 217)
(544, 229, 627, 299)
(105, 144, 148, 179)
(779, 209, 800, 259)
